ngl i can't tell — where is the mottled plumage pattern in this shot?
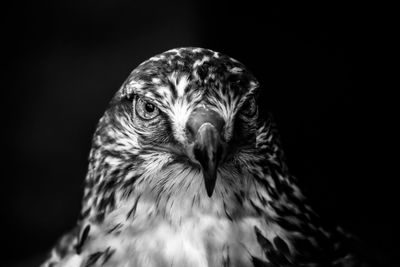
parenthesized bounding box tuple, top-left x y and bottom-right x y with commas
(41, 47, 370, 267)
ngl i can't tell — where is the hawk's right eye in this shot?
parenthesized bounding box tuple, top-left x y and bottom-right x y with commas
(240, 96, 257, 118)
(135, 97, 160, 120)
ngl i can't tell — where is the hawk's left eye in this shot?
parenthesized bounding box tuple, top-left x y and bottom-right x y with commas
(135, 97, 160, 120)
(240, 96, 257, 118)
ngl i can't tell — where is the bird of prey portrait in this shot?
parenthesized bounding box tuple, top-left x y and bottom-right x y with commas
(41, 47, 371, 267)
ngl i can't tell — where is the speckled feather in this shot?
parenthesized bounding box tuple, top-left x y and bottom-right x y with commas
(41, 47, 371, 267)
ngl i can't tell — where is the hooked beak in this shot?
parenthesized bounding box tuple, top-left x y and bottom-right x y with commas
(186, 107, 225, 197)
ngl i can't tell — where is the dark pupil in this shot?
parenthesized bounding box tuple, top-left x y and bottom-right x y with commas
(145, 102, 155, 113)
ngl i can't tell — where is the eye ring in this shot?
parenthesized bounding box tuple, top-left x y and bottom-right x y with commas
(135, 97, 160, 120)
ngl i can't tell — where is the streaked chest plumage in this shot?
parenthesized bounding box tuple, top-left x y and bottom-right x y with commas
(77, 210, 287, 267)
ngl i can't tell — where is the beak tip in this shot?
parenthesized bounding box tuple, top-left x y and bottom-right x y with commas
(204, 172, 217, 198)
(206, 187, 214, 198)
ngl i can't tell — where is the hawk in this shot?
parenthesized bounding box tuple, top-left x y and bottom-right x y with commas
(41, 47, 371, 267)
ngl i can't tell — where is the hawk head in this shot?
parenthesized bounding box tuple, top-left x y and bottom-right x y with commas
(81, 47, 284, 223)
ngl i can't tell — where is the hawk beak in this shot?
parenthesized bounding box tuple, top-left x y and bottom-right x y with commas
(187, 108, 225, 197)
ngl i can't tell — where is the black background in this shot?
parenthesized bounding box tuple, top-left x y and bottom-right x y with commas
(3, 1, 396, 266)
